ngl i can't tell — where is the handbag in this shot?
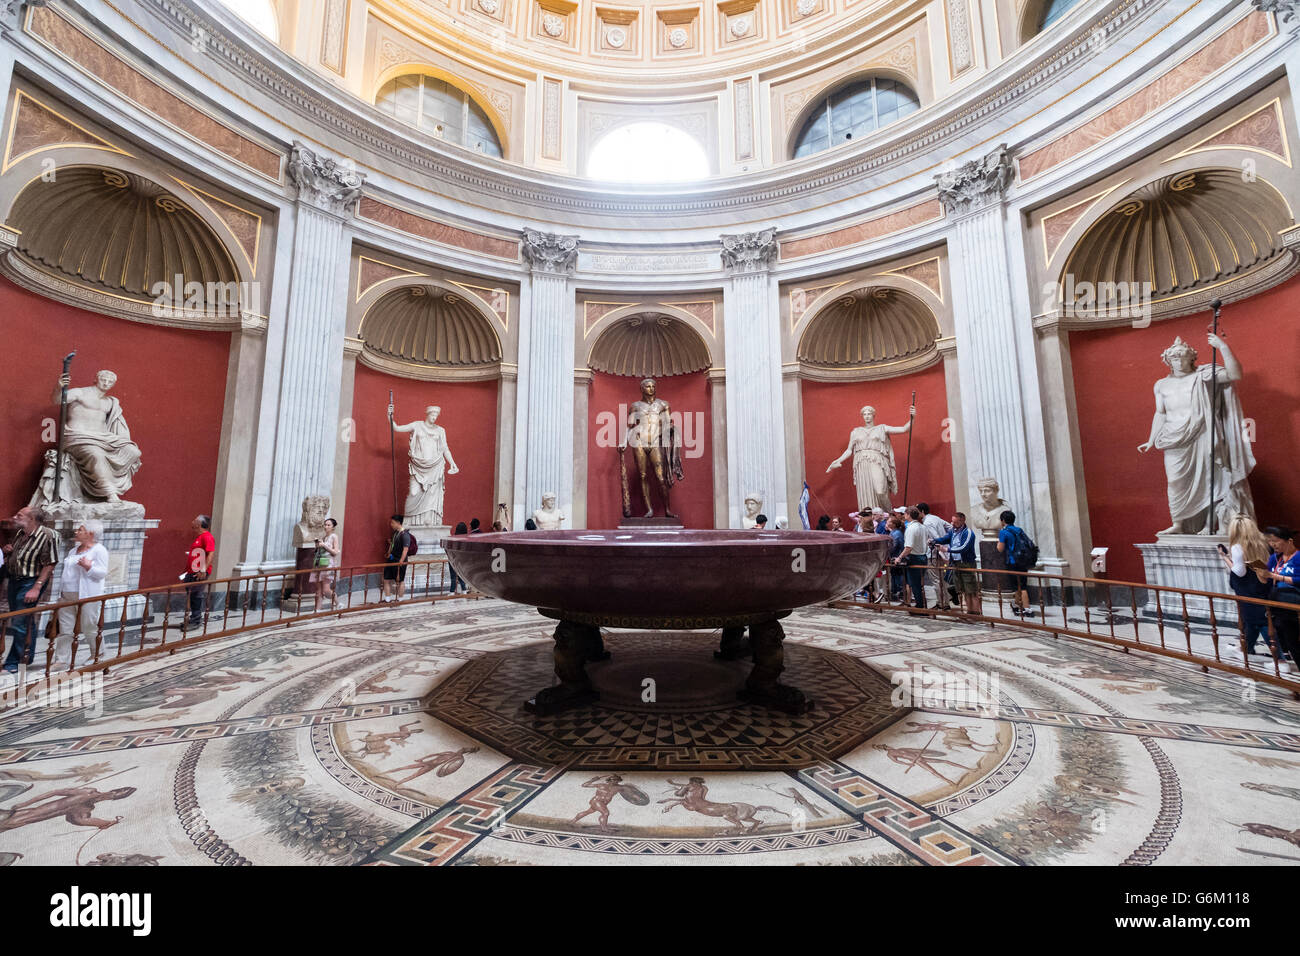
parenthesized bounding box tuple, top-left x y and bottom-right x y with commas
(314, 547, 331, 569)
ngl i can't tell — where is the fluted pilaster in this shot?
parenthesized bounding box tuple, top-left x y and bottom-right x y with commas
(721, 228, 787, 526)
(938, 146, 1034, 534)
(516, 229, 578, 526)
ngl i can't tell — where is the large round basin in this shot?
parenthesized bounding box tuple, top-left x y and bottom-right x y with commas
(442, 529, 891, 627)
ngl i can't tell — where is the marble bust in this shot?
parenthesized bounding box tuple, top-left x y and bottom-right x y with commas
(969, 478, 1010, 539)
(50, 369, 142, 505)
(292, 494, 330, 548)
(1138, 334, 1255, 534)
(388, 403, 459, 527)
(533, 492, 564, 530)
(741, 491, 764, 529)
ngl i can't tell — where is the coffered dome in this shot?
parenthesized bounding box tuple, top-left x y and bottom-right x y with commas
(588, 313, 712, 377)
(361, 285, 503, 369)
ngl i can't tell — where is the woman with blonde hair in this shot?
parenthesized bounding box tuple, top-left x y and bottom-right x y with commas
(1217, 514, 1275, 659)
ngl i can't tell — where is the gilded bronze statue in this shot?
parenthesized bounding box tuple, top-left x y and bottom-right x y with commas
(617, 377, 684, 519)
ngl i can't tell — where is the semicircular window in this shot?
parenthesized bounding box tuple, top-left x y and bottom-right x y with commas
(376, 74, 503, 158)
(792, 78, 920, 160)
(1036, 0, 1082, 33)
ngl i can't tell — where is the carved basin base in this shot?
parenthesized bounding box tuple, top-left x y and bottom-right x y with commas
(524, 611, 811, 716)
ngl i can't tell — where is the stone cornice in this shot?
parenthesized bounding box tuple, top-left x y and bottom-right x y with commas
(110, 0, 1169, 220)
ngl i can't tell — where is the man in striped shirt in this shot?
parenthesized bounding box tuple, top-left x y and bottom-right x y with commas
(3, 506, 59, 673)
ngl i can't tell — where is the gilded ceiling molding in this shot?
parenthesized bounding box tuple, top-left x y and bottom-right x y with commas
(448, 280, 511, 329)
(788, 282, 846, 331)
(137, 0, 1163, 218)
(878, 257, 944, 301)
(1038, 181, 1129, 267)
(1167, 98, 1291, 167)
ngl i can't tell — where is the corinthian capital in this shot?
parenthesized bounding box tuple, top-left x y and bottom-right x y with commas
(935, 145, 1013, 215)
(720, 227, 777, 274)
(1254, 0, 1300, 30)
(287, 142, 365, 216)
(521, 228, 579, 274)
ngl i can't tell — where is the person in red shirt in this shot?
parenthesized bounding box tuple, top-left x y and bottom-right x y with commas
(183, 515, 215, 631)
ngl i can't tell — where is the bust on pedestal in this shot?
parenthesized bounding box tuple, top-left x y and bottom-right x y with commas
(740, 492, 764, 530)
(969, 477, 1013, 592)
(533, 493, 564, 530)
(283, 494, 329, 610)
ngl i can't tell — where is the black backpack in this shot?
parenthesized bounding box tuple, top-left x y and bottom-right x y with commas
(1012, 527, 1039, 568)
(406, 531, 418, 556)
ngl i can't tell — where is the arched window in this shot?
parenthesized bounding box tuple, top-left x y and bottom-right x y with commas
(1024, 0, 1082, 40)
(792, 78, 919, 160)
(216, 0, 279, 41)
(586, 122, 710, 182)
(375, 75, 504, 158)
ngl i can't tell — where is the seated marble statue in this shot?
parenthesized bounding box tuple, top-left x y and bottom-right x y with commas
(50, 369, 142, 505)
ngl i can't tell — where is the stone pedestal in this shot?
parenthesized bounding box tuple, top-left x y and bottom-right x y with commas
(978, 538, 1010, 594)
(1135, 535, 1235, 619)
(37, 514, 160, 628)
(618, 516, 684, 530)
(406, 524, 450, 555)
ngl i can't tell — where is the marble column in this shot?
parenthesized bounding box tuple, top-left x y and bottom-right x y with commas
(936, 337, 971, 518)
(572, 369, 592, 528)
(720, 228, 787, 527)
(937, 148, 1036, 540)
(495, 363, 518, 525)
(258, 143, 362, 567)
(780, 363, 804, 526)
(514, 229, 578, 528)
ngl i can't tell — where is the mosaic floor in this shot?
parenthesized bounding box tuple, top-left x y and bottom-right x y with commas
(1, 599, 1298, 866)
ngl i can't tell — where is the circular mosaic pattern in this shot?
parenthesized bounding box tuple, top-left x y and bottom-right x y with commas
(422, 631, 903, 769)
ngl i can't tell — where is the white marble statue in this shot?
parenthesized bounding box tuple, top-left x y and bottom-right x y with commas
(825, 403, 915, 513)
(741, 491, 764, 529)
(44, 369, 142, 505)
(388, 403, 459, 527)
(533, 492, 564, 530)
(292, 494, 330, 548)
(1137, 333, 1255, 534)
(969, 477, 1011, 539)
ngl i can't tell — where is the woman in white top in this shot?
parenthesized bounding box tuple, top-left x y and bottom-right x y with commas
(54, 519, 110, 667)
(312, 518, 341, 603)
(1217, 513, 1275, 659)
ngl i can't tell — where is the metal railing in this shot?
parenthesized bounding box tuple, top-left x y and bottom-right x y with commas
(0, 557, 475, 698)
(835, 561, 1300, 694)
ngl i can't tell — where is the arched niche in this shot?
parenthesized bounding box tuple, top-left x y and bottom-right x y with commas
(358, 282, 504, 381)
(1054, 167, 1299, 326)
(0, 164, 253, 329)
(795, 285, 941, 381)
(587, 312, 712, 377)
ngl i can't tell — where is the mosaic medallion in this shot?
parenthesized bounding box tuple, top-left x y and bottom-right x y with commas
(423, 631, 904, 769)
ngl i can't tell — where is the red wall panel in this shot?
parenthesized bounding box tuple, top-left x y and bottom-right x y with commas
(586, 371, 714, 529)
(801, 363, 954, 527)
(1070, 277, 1300, 582)
(0, 277, 230, 586)
(345, 365, 498, 563)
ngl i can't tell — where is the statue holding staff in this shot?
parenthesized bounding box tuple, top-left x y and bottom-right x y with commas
(1138, 332, 1255, 534)
(387, 402, 459, 527)
(825, 403, 915, 513)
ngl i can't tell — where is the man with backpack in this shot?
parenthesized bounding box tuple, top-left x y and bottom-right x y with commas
(996, 509, 1038, 618)
(382, 514, 415, 603)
